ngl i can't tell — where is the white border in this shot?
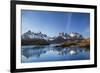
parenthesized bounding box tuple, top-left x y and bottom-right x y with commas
(16, 4, 94, 69)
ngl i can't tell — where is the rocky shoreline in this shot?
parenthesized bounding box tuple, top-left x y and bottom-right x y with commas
(54, 39, 90, 50)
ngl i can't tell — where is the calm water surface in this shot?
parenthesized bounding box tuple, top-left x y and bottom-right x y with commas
(21, 44, 90, 63)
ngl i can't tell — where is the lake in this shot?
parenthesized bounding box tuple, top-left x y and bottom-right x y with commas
(21, 44, 90, 63)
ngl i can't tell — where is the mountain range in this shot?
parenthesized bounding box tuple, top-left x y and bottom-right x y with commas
(21, 30, 83, 45)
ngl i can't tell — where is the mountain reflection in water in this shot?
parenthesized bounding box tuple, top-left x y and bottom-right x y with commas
(21, 45, 90, 63)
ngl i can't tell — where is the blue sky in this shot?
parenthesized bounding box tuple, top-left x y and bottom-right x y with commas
(21, 10, 90, 37)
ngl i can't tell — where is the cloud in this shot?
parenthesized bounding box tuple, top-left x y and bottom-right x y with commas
(66, 13, 72, 32)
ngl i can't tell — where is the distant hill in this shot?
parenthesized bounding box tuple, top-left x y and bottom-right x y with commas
(22, 39, 50, 45)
